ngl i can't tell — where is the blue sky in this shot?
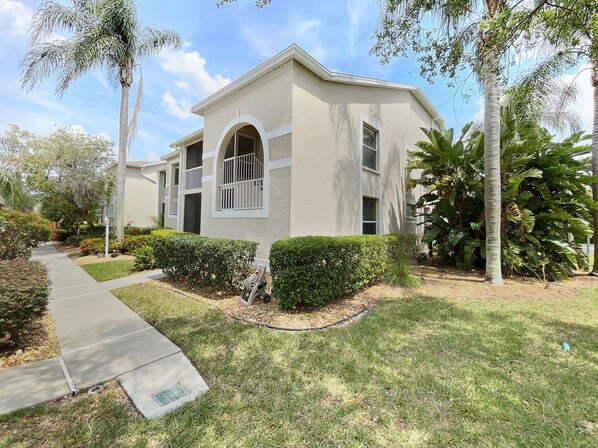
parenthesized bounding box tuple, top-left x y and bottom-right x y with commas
(0, 0, 593, 162)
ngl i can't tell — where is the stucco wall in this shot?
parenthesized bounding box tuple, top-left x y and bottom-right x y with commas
(290, 62, 435, 237)
(199, 62, 293, 259)
(107, 165, 158, 228)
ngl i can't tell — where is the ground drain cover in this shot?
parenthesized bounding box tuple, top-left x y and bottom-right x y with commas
(152, 383, 189, 407)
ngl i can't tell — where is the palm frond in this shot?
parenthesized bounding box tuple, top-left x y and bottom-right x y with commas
(127, 65, 143, 151)
(136, 27, 183, 59)
(20, 39, 72, 92)
(28, 0, 89, 43)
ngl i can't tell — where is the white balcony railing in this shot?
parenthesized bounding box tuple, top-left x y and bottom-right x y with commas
(219, 154, 264, 210)
(170, 199, 178, 216)
(172, 184, 179, 199)
(185, 166, 202, 190)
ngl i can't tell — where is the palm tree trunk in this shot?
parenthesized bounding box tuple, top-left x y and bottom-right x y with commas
(115, 82, 130, 242)
(590, 64, 598, 274)
(483, 47, 503, 285)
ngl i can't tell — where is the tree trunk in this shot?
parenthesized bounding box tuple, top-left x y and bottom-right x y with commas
(115, 82, 130, 242)
(483, 47, 503, 285)
(590, 64, 598, 274)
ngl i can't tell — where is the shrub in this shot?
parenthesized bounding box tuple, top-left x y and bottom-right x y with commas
(0, 210, 52, 260)
(124, 225, 154, 236)
(54, 228, 72, 242)
(65, 234, 87, 247)
(386, 257, 423, 288)
(120, 235, 156, 254)
(132, 245, 157, 271)
(0, 259, 50, 346)
(150, 228, 181, 238)
(270, 234, 418, 310)
(79, 237, 119, 255)
(153, 234, 258, 289)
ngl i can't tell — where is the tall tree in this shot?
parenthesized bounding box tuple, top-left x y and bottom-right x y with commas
(2, 125, 114, 230)
(533, 2, 598, 274)
(20, 0, 181, 241)
(372, 1, 549, 285)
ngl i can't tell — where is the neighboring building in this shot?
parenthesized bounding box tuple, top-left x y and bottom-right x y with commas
(101, 161, 165, 228)
(157, 44, 443, 262)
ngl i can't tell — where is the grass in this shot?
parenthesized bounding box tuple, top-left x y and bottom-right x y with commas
(1, 285, 597, 447)
(67, 252, 82, 260)
(80, 259, 136, 282)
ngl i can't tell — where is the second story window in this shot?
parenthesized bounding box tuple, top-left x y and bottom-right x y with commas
(363, 124, 378, 171)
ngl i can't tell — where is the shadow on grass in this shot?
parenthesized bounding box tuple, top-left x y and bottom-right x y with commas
(2, 289, 597, 447)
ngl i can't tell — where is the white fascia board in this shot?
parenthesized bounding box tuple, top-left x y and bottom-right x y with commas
(169, 128, 204, 148)
(190, 44, 443, 126)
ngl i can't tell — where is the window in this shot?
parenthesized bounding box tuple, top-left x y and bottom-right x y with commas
(407, 203, 417, 220)
(174, 167, 179, 186)
(362, 197, 377, 234)
(362, 124, 378, 171)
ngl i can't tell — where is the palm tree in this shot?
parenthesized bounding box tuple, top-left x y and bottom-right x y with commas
(0, 169, 25, 210)
(20, 0, 182, 241)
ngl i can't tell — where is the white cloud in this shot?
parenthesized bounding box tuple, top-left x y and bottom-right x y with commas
(174, 80, 190, 90)
(162, 91, 194, 120)
(0, 0, 33, 37)
(159, 49, 231, 98)
(242, 18, 327, 61)
(144, 149, 160, 162)
(346, 0, 365, 57)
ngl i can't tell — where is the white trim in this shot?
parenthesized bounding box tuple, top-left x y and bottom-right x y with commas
(169, 128, 204, 148)
(211, 114, 270, 218)
(359, 114, 382, 234)
(202, 150, 217, 161)
(266, 125, 292, 140)
(190, 44, 444, 128)
(202, 174, 214, 183)
(269, 158, 292, 170)
(185, 187, 202, 195)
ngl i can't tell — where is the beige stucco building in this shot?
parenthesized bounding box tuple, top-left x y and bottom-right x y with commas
(101, 161, 164, 228)
(157, 45, 443, 262)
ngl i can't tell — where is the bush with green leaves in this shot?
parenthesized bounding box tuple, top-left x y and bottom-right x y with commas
(64, 234, 87, 247)
(409, 107, 592, 280)
(120, 235, 156, 254)
(270, 234, 418, 309)
(0, 259, 50, 346)
(152, 234, 258, 290)
(0, 209, 52, 260)
(150, 228, 181, 238)
(132, 245, 157, 271)
(79, 237, 119, 255)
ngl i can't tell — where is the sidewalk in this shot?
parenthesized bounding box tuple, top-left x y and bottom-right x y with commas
(0, 245, 208, 418)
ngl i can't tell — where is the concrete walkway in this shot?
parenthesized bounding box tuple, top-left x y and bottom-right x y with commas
(0, 245, 208, 418)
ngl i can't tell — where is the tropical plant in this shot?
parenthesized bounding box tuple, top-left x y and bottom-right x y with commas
(370, 1, 557, 285)
(410, 107, 593, 281)
(20, 0, 182, 242)
(505, 52, 583, 133)
(530, 2, 598, 273)
(0, 209, 52, 260)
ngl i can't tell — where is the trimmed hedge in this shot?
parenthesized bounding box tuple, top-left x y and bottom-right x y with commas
(65, 234, 87, 247)
(0, 259, 50, 346)
(79, 237, 119, 255)
(153, 234, 258, 289)
(270, 234, 418, 309)
(0, 210, 52, 260)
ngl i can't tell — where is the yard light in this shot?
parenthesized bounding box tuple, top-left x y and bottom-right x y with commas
(104, 216, 110, 258)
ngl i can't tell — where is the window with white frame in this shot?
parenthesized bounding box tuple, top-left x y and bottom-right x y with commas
(362, 124, 378, 171)
(362, 196, 378, 234)
(407, 202, 417, 220)
(170, 164, 180, 216)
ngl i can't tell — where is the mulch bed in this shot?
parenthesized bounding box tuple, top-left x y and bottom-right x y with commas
(0, 312, 61, 369)
(149, 266, 598, 331)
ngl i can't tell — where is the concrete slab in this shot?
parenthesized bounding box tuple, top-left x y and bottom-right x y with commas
(49, 291, 150, 353)
(118, 352, 208, 419)
(63, 327, 181, 389)
(99, 270, 166, 290)
(49, 269, 97, 290)
(0, 358, 70, 415)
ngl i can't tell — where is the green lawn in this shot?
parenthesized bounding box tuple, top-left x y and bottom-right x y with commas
(80, 259, 136, 282)
(1, 285, 597, 447)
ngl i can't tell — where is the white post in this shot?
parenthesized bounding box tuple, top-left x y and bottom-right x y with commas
(587, 235, 591, 257)
(104, 217, 110, 258)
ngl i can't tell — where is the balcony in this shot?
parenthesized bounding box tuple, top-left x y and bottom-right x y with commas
(185, 166, 202, 190)
(218, 154, 264, 211)
(170, 199, 178, 216)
